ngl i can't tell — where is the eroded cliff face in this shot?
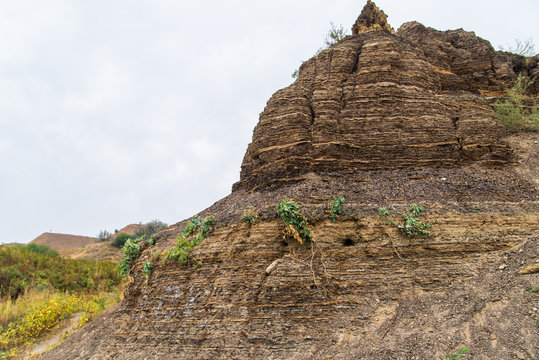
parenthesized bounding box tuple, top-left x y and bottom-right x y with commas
(233, 10, 537, 193)
(39, 2, 539, 359)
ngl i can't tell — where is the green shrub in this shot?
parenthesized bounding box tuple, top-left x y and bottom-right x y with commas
(494, 74, 539, 132)
(112, 233, 134, 248)
(136, 220, 168, 238)
(24, 244, 58, 257)
(379, 204, 437, 238)
(142, 261, 153, 283)
(118, 236, 143, 276)
(163, 216, 214, 267)
(325, 22, 348, 47)
(96, 230, 111, 242)
(327, 196, 345, 222)
(276, 199, 312, 244)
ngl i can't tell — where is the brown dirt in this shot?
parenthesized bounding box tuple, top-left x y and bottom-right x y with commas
(30, 233, 97, 252)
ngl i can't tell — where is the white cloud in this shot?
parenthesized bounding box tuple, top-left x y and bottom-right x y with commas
(0, 0, 537, 244)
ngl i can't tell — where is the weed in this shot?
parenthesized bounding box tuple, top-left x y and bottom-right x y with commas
(325, 22, 349, 48)
(444, 347, 469, 359)
(494, 74, 539, 132)
(242, 206, 259, 225)
(142, 261, 153, 283)
(146, 236, 155, 246)
(276, 199, 312, 245)
(163, 216, 214, 267)
(118, 236, 143, 276)
(327, 196, 346, 222)
(527, 285, 539, 297)
(379, 204, 437, 237)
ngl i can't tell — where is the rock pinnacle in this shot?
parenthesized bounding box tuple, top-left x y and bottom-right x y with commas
(352, 0, 394, 34)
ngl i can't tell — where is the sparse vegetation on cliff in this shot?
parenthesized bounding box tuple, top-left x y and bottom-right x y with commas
(327, 196, 345, 222)
(379, 204, 437, 237)
(494, 74, 539, 132)
(118, 236, 145, 276)
(163, 216, 214, 267)
(276, 199, 312, 244)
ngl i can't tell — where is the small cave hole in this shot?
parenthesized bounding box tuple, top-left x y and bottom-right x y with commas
(343, 238, 355, 247)
(280, 240, 289, 247)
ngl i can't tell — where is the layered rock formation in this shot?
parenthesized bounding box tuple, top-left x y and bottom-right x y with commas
(233, 4, 537, 192)
(40, 2, 539, 359)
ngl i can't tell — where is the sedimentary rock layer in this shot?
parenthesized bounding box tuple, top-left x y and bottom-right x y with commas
(233, 20, 537, 192)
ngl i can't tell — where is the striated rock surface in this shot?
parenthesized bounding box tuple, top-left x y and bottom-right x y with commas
(39, 2, 539, 359)
(232, 6, 537, 193)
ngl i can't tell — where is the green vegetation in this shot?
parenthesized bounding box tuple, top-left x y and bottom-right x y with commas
(112, 233, 134, 249)
(142, 261, 153, 283)
(118, 236, 143, 276)
(163, 216, 214, 267)
(493, 74, 539, 132)
(135, 220, 168, 238)
(324, 22, 349, 48)
(146, 236, 155, 246)
(379, 204, 437, 238)
(242, 206, 259, 225)
(527, 285, 539, 297)
(0, 245, 121, 300)
(327, 196, 345, 222)
(96, 230, 112, 242)
(0, 244, 123, 358)
(0, 292, 118, 358)
(24, 243, 58, 257)
(444, 347, 470, 359)
(276, 199, 312, 245)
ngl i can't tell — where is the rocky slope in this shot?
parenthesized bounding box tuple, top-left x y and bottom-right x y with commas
(39, 2, 539, 359)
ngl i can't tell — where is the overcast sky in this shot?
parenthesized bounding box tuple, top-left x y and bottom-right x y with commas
(1, 0, 537, 244)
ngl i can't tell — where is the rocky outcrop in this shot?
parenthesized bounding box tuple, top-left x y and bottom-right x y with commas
(352, 0, 393, 34)
(232, 6, 537, 193)
(39, 2, 539, 359)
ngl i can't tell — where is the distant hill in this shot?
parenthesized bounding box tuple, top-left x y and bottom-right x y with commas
(31, 233, 97, 251)
(110, 224, 142, 240)
(61, 242, 121, 262)
(30, 232, 121, 262)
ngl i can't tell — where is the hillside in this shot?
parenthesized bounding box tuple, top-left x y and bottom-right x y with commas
(39, 2, 539, 359)
(30, 233, 97, 252)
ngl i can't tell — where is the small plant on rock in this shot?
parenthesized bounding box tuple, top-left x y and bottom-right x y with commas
(142, 261, 153, 283)
(327, 196, 346, 222)
(163, 216, 214, 268)
(242, 206, 259, 225)
(118, 236, 143, 276)
(276, 198, 312, 245)
(444, 347, 470, 359)
(379, 204, 437, 238)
